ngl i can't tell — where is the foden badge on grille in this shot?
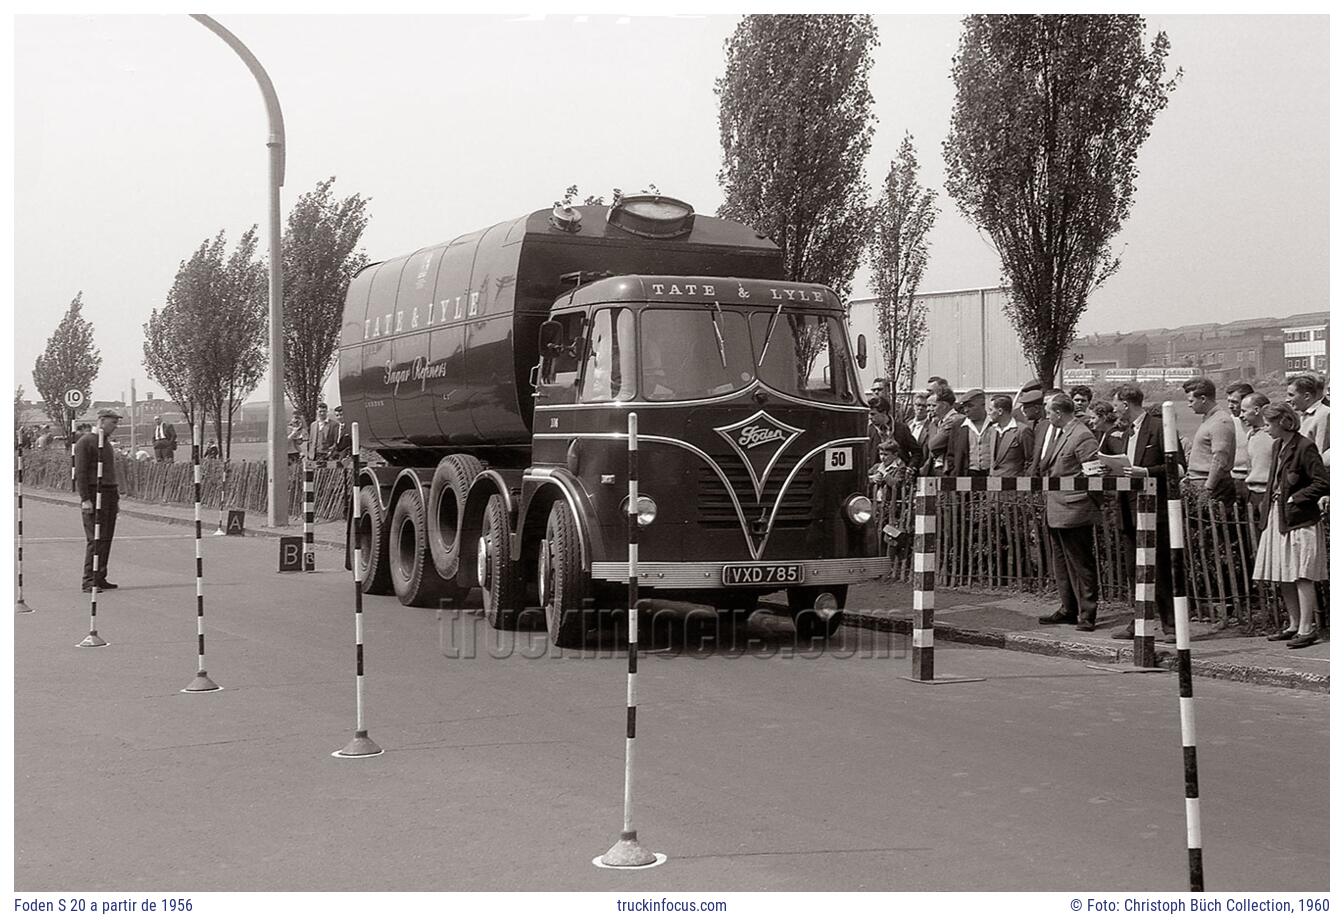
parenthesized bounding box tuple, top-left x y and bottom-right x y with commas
(713, 410, 804, 501)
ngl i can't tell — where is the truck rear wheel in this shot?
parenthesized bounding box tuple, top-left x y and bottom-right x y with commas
(788, 585, 848, 641)
(389, 488, 456, 607)
(428, 454, 483, 582)
(540, 501, 592, 648)
(353, 484, 394, 595)
(478, 494, 521, 630)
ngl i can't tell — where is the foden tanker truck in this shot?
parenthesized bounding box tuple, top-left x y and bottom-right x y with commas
(339, 195, 887, 646)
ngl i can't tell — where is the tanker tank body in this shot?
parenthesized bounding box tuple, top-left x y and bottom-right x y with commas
(337, 196, 787, 610)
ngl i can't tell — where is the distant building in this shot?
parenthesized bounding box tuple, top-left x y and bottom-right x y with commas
(1282, 315, 1329, 375)
(848, 293, 1324, 391)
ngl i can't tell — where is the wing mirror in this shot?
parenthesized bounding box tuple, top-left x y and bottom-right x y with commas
(856, 333, 868, 370)
(539, 319, 564, 357)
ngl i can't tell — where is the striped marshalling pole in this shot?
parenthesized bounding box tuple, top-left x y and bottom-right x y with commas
(303, 458, 316, 571)
(77, 429, 108, 648)
(1133, 480, 1160, 669)
(1162, 401, 1203, 891)
(333, 423, 382, 758)
(69, 421, 77, 493)
(214, 460, 229, 536)
(910, 475, 938, 681)
(596, 412, 660, 869)
(16, 446, 33, 613)
(182, 432, 221, 693)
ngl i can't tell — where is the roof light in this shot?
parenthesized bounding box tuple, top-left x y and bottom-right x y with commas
(606, 195, 695, 239)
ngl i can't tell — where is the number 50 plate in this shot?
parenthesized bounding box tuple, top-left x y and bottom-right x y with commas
(722, 563, 803, 586)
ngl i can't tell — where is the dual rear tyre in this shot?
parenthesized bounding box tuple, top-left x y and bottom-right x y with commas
(389, 488, 456, 607)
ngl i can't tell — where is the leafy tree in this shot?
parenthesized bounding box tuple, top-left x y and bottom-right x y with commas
(282, 177, 371, 428)
(943, 14, 1179, 388)
(144, 229, 268, 456)
(554, 183, 661, 209)
(33, 292, 101, 436)
(869, 133, 938, 401)
(716, 14, 877, 378)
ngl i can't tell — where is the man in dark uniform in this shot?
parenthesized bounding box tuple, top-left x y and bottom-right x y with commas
(331, 406, 352, 459)
(76, 408, 122, 592)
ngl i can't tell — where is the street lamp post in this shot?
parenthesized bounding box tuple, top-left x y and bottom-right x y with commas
(191, 14, 288, 526)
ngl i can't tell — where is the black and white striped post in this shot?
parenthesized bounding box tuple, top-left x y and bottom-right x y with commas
(77, 429, 108, 648)
(16, 446, 33, 614)
(909, 475, 938, 681)
(333, 423, 382, 759)
(1133, 481, 1160, 669)
(303, 458, 316, 571)
(596, 411, 663, 870)
(1162, 401, 1203, 890)
(214, 461, 228, 536)
(69, 414, 77, 493)
(182, 432, 221, 693)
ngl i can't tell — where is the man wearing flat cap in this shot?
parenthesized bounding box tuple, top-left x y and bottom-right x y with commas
(946, 388, 994, 476)
(75, 408, 123, 592)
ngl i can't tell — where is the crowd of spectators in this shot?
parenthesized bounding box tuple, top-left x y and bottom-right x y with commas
(865, 371, 1330, 649)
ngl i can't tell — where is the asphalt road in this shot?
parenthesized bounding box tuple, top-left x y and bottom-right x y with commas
(14, 501, 1329, 892)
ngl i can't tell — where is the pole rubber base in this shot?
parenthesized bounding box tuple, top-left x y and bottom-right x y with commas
(332, 731, 383, 758)
(16, 599, 33, 614)
(900, 675, 986, 684)
(77, 631, 108, 648)
(594, 831, 664, 869)
(181, 672, 222, 693)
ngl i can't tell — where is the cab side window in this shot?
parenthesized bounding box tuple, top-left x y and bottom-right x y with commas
(580, 307, 636, 402)
(543, 311, 586, 388)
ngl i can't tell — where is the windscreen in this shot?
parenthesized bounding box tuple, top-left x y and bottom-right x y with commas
(750, 311, 857, 405)
(640, 308, 754, 401)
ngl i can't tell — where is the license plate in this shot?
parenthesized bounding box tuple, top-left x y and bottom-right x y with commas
(721, 564, 803, 586)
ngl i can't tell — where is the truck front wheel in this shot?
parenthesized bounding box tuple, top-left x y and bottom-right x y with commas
(478, 494, 521, 630)
(353, 484, 394, 595)
(389, 488, 457, 607)
(540, 501, 593, 648)
(788, 585, 848, 641)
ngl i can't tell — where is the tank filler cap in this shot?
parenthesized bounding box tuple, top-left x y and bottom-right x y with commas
(550, 206, 583, 233)
(606, 195, 695, 239)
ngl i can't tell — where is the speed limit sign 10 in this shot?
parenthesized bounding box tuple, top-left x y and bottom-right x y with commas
(63, 389, 86, 410)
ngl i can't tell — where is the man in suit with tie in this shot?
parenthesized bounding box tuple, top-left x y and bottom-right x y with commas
(330, 406, 352, 459)
(152, 415, 177, 462)
(1034, 394, 1102, 630)
(988, 394, 1033, 476)
(309, 403, 337, 461)
(1104, 384, 1179, 642)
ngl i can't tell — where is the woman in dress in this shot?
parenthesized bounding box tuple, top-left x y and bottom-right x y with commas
(1255, 402, 1329, 648)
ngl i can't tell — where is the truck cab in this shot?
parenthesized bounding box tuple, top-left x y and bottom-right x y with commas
(513, 275, 884, 645)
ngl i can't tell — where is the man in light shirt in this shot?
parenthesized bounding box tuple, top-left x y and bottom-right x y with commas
(1240, 393, 1273, 517)
(1225, 382, 1254, 481)
(1288, 373, 1329, 467)
(1181, 376, 1236, 504)
(946, 388, 993, 476)
(988, 394, 1032, 476)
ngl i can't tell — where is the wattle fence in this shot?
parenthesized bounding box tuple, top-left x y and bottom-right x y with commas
(875, 480, 1327, 633)
(21, 449, 351, 523)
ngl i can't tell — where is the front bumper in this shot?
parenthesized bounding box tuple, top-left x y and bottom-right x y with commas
(590, 556, 890, 588)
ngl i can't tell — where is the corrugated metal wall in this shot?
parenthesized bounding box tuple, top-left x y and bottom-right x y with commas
(849, 286, 1035, 393)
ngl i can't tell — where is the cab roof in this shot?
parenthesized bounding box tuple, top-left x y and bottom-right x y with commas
(559, 275, 844, 311)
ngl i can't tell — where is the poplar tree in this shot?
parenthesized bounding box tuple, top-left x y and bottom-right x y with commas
(33, 292, 101, 435)
(943, 14, 1179, 387)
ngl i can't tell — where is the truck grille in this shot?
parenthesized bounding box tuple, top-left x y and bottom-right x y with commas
(698, 452, 816, 529)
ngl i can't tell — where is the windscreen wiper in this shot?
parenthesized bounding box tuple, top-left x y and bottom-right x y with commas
(758, 304, 783, 363)
(710, 301, 728, 369)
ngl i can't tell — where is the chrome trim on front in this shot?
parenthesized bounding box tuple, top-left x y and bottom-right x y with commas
(531, 432, 867, 560)
(591, 556, 891, 587)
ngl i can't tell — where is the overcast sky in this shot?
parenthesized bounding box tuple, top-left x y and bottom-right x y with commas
(10, 13, 1330, 403)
